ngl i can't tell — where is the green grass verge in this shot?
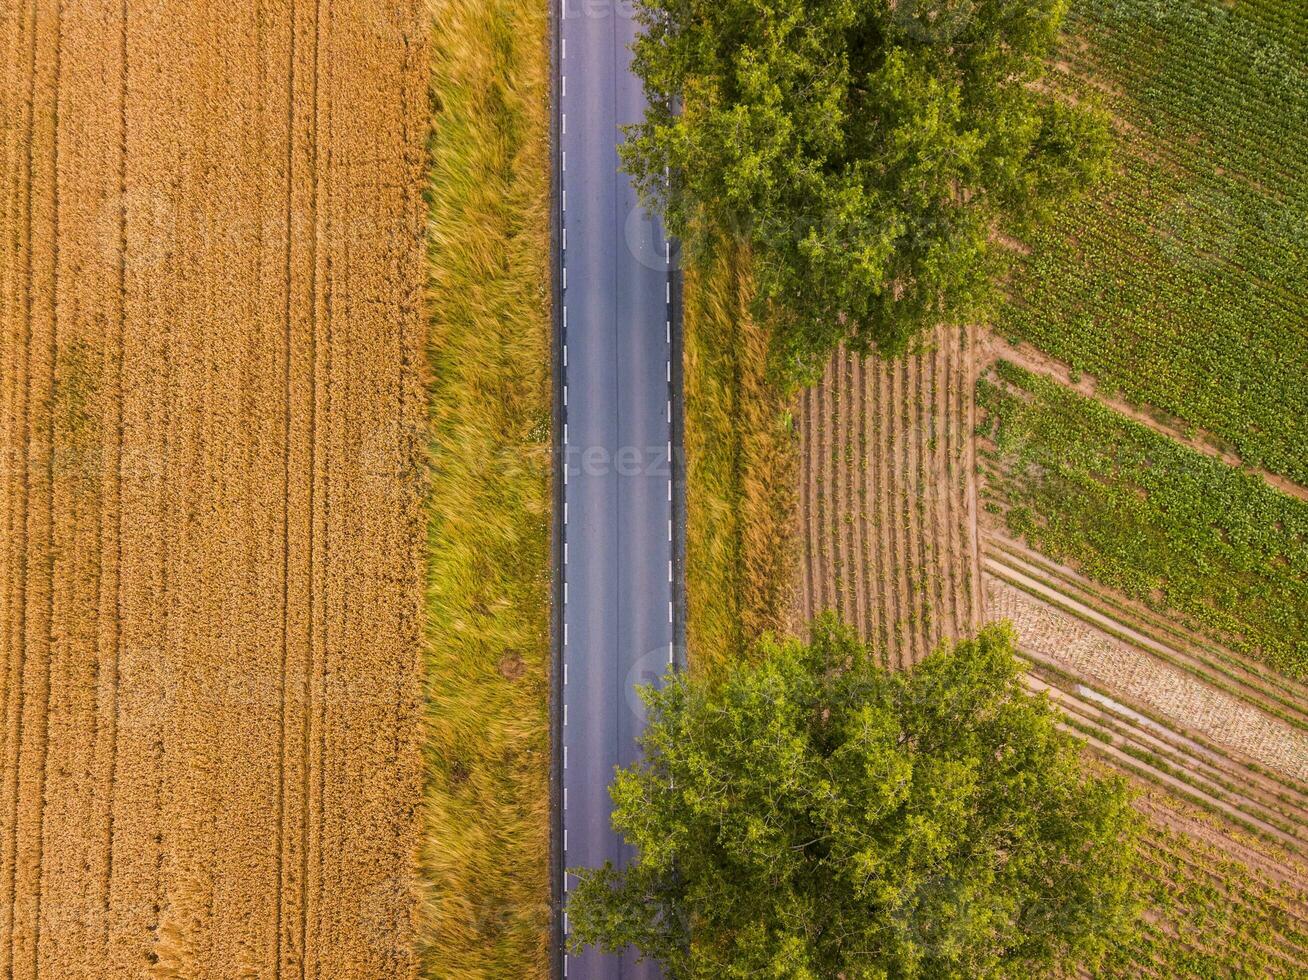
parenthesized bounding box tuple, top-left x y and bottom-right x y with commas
(683, 237, 797, 675)
(995, 0, 1308, 483)
(977, 361, 1307, 681)
(421, 0, 552, 972)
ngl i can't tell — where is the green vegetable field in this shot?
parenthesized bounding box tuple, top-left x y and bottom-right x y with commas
(977, 362, 1307, 681)
(996, 0, 1308, 483)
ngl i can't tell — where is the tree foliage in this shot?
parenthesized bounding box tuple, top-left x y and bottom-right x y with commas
(567, 618, 1141, 977)
(622, 0, 1111, 377)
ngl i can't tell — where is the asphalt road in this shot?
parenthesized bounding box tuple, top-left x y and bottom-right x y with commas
(556, 0, 678, 976)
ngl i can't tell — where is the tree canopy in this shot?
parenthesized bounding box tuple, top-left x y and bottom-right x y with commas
(567, 619, 1141, 977)
(622, 0, 1110, 378)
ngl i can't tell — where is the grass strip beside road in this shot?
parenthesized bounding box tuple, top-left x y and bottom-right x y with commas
(421, 0, 552, 973)
(683, 237, 798, 674)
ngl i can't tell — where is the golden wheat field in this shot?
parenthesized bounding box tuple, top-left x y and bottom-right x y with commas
(0, 2, 429, 975)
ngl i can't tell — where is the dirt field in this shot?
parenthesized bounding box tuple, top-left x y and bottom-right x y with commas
(792, 325, 982, 667)
(1, 4, 428, 977)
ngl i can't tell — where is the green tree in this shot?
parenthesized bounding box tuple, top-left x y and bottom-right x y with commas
(622, 0, 1110, 378)
(567, 618, 1140, 977)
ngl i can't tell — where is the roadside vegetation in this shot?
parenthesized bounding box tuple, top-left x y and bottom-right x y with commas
(996, 0, 1308, 484)
(682, 237, 797, 674)
(568, 618, 1141, 975)
(624, 0, 1108, 377)
(422, 0, 552, 972)
(976, 361, 1308, 682)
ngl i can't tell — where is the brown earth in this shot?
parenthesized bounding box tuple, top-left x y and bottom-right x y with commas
(792, 325, 982, 667)
(1, 3, 428, 977)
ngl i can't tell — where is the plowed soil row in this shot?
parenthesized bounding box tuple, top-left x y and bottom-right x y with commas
(793, 325, 981, 667)
(1, 4, 427, 977)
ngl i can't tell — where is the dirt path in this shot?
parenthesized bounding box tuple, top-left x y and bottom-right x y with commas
(0, 4, 427, 977)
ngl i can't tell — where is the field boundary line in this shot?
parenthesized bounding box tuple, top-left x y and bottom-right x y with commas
(980, 330, 1308, 505)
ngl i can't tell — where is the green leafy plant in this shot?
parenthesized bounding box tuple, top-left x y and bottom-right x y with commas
(567, 617, 1141, 977)
(623, 0, 1110, 379)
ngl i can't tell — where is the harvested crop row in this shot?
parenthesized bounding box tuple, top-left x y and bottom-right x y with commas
(0, 5, 427, 976)
(793, 326, 979, 667)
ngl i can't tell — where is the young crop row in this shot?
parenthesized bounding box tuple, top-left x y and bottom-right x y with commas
(1096, 812, 1308, 978)
(994, 0, 1308, 484)
(975, 362, 1307, 681)
(795, 328, 979, 669)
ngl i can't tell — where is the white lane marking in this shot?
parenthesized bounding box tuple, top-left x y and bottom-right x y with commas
(668, 601, 673, 623)
(665, 362, 670, 382)
(563, 306, 568, 328)
(666, 282, 671, 303)
(564, 502, 568, 524)
(666, 319, 670, 343)
(564, 829, 568, 850)
(667, 481, 671, 501)
(563, 423, 567, 444)
(564, 703, 568, 726)
(562, 38, 566, 59)
(564, 582, 568, 603)
(563, 344, 567, 367)
(564, 621, 568, 644)
(564, 663, 568, 685)
(563, 746, 568, 769)
(667, 441, 672, 461)
(668, 560, 673, 582)
(564, 542, 568, 563)
(668, 519, 672, 541)
(563, 386, 567, 407)
(665, 241, 670, 263)
(668, 641, 673, 664)
(562, 74, 566, 97)
(563, 226, 567, 250)
(562, 113, 566, 135)
(562, 188, 566, 210)
(563, 267, 567, 289)
(666, 400, 671, 423)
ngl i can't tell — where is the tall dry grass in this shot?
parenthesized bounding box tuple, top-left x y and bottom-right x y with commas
(421, 0, 552, 973)
(683, 235, 798, 675)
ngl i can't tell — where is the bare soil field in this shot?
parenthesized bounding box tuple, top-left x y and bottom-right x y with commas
(792, 325, 981, 667)
(1, 4, 428, 977)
